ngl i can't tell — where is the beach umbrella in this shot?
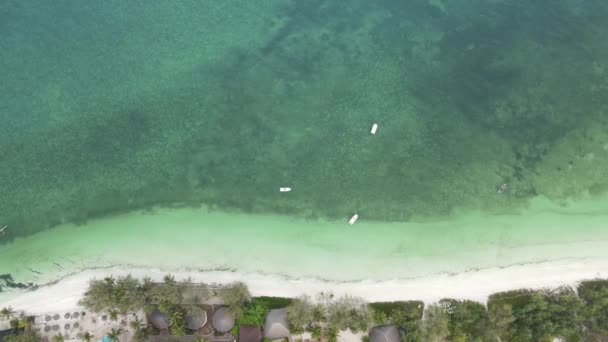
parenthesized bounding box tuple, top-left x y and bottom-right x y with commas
(149, 310, 171, 330)
(212, 307, 235, 333)
(263, 309, 290, 340)
(369, 325, 399, 342)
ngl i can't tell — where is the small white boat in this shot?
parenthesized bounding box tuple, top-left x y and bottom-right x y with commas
(279, 187, 292, 192)
(370, 123, 378, 135)
(348, 214, 359, 225)
(497, 183, 507, 193)
(0, 226, 7, 237)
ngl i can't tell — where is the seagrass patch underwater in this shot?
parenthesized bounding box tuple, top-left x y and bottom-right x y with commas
(1, 0, 608, 288)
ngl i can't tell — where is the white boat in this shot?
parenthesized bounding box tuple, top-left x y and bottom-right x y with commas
(497, 183, 507, 193)
(279, 187, 292, 192)
(370, 123, 378, 135)
(348, 214, 359, 225)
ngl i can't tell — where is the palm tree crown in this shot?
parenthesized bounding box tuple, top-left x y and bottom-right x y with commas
(82, 332, 93, 342)
(107, 327, 124, 342)
(130, 317, 144, 330)
(0, 307, 15, 320)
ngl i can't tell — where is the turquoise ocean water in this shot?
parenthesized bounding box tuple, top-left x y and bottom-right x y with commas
(2, 0, 608, 295)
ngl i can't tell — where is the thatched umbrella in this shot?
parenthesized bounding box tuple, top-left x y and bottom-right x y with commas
(185, 306, 208, 331)
(149, 310, 171, 330)
(263, 309, 290, 340)
(212, 307, 235, 333)
(369, 325, 399, 342)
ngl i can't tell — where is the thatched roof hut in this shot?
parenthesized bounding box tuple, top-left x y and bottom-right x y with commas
(212, 307, 235, 333)
(185, 307, 208, 331)
(263, 308, 290, 340)
(149, 310, 171, 330)
(369, 325, 399, 342)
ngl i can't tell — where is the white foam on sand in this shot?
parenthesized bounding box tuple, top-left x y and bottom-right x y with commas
(2, 258, 607, 314)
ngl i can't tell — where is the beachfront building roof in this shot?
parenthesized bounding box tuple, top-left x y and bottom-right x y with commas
(369, 325, 400, 342)
(212, 307, 235, 333)
(263, 308, 290, 340)
(239, 325, 261, 342)
(149, 310, 171, 330)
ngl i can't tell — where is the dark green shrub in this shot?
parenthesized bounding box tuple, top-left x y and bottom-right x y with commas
(488, 287, 584, 341)
(369, 301, 424, 341)
(240, 299, 270, 326)
(254, 296, 293, 309)
(325, 296, 372, 332)
(79, 275, 146, 314)
(286, 296, 314, 334)
(219, 282, 250, 318)
(578, 279, 608, 335)
(440, 299, 493, 341)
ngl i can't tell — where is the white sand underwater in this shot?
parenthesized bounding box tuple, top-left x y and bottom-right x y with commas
(1, 194, 608, 311)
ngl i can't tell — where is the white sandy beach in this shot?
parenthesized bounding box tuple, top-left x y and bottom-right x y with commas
(2, 258, 607, 315)
(2, 195, 608, 316)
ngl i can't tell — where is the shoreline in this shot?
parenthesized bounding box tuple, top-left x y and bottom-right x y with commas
(3, 196, 608, 315)
(2, 257, 606, 315)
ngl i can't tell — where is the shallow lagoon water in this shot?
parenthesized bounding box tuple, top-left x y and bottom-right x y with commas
(2, 0, 608, 297)
(2, 194, 608, 301)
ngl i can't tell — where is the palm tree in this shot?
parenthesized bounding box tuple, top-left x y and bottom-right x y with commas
(103, 276, 116, 286)
(312, 304, 325, 323)
(9, 318, 19, 330)
(133, 326, 151, 342)
(17, 314, 34, 330)
(163, 274, 176, 286)
(109, 309, 120, 321)
(52, 334, 65, 342)
(129, 317, 144, 330)
(169, 309, 186, 336)
(107, 327, 124, 342)
(0, 307, 15, 320)
(82, 332, 93, 342)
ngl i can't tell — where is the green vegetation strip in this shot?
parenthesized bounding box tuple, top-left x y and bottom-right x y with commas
(4, 276, 608, 341)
